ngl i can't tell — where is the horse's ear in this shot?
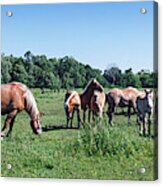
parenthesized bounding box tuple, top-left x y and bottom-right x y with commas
(93, 78, 96, 83)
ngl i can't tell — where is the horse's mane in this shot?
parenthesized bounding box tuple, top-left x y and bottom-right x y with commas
(10, 82, 39, 118)
(82, 79, 94, 94)
(65, 91, 78, 106)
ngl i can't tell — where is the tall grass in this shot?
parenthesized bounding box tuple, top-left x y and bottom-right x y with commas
(74, 119, 143, 158)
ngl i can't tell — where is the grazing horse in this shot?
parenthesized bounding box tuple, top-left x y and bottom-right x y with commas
(1, 82, 42, 139)
(106, 87, 145, 124)
(64, 79, 104, 128)
(89, 91, 106, 123)
(64, 91, 81, 128)
(136, 89, 153, 136)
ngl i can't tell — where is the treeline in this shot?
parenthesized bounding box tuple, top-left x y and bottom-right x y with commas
(1, 51, 157, 91)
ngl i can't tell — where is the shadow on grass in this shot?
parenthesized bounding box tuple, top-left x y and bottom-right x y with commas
(42, 124, 79, 132)
(115, 111, 136, 116)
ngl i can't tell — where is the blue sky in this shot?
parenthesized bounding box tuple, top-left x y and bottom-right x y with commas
(2, 2, 154, 72)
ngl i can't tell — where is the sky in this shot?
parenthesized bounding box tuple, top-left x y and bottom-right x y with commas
(1, 2, 155, 72)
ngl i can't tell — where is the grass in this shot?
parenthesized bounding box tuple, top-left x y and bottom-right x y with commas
(1, 89, 157, 180)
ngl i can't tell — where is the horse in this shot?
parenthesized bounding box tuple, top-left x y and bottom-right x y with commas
(106, 87, 145, 124)
(64, 79, 104, 128)
(64, 91, 81, 128)
(1, 82, 42, 139)
(89, 91, 106, 124)
(136, 89, 153, 136)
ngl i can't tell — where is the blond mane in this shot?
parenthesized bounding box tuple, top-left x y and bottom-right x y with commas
(65, 91, 77, 106)
(11, 82, 39, 119)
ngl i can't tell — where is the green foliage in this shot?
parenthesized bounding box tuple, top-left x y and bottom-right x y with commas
(122, 68, 141, 88)
(138, 70, 156, 88)
(1, 52, 156, 89)
(1, 56, 12, 83)
(104, 67, 122, 86)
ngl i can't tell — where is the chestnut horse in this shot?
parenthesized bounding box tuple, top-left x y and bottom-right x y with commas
(64, 91, 81, 128)
(1, 82, 42, 139)
(64, 79, 104, 128)
(106, 87, 144, 124)
(89, 91, 106, 123)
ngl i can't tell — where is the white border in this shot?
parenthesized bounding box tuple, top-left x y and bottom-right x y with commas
(0, 0, 162, 186)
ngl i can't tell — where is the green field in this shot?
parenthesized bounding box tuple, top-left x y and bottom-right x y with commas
(1, 89, 157, 180)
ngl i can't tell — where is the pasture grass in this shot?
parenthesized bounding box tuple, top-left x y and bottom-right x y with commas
(1, 89, 157, 180)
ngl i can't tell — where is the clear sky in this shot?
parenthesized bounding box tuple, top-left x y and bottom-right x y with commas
(2, 1, 154, 72)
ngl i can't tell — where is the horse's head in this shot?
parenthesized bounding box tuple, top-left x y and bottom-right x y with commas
(144, 89, 153, 111)
(30, 112, 43, 135)
(91, 79, 104, 92)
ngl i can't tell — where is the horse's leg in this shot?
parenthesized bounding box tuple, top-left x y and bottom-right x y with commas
(139, 122, 143, 136)
(92, 110, 96, 125)
(148, 113, 151, 136)
(133, 102, 137, 113)
(128, 105, 131, 124)
(70, 109, 75, 128)
(77, 107, 81, 129)
(1, 110, 18, 138)
(83, 109, 86, 123)
(66, 117, 70, 128)
(6, 115, 17, 137)
(88, 109, 91, 123)
(99, 108, 103, 119)
(107, 104, 114, 126)
(138, 114, 144, 136)
(142, 116, 147, 137)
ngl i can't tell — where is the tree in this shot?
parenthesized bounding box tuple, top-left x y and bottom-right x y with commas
(103, 67, 122, 86)
(24, 51, 33, 62)
(1, 57, 12, 83)
(138, 70, 154, 88)
(12, 63, 28, 84)
(122, 68, 141, 88)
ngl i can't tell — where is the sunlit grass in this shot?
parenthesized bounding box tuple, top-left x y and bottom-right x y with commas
(1, 89, 157, 180)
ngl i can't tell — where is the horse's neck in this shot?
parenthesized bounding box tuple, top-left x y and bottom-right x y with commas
(25, 91, 39, 120)
(81, 85, 93, 104)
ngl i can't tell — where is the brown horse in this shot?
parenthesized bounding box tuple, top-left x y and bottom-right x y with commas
(89, 91, 106, 123)
(64, 79, 104, 128)
(1, 82, 42, 139)
(106, 87, 145, 124)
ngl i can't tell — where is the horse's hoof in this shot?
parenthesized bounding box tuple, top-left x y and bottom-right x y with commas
(109, 122, 114, 127)
(1, 132, 5, 141)
(139, 132, 143, 136)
